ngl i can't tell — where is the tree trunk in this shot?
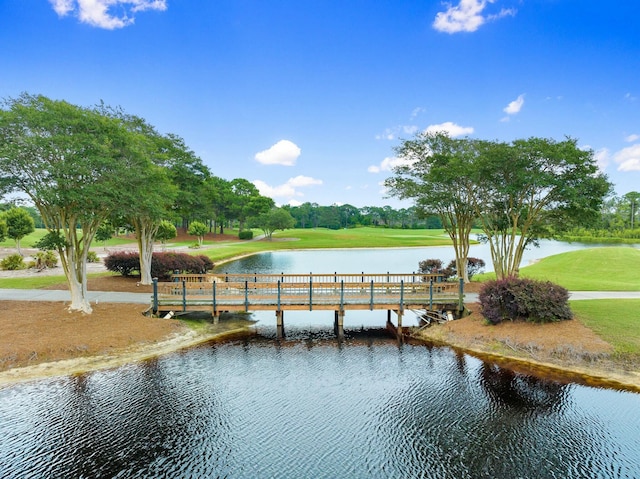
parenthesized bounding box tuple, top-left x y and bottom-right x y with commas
(135, 219, 159, 285)
(59, 244, 92, 314)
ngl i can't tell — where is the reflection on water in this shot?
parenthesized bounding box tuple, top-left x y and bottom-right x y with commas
(215, 239, 639, 275)
(1, 329, 639, 478)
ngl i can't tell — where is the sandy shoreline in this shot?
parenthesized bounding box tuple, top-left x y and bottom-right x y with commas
(0, 326, 256, 387)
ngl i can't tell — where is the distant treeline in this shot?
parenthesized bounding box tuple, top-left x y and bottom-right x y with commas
(282, 203, 443, 229)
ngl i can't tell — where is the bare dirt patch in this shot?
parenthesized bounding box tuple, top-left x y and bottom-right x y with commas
(0, 299, 184, 372)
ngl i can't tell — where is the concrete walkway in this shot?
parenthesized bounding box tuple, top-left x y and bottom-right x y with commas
(1, 290, 639, 305)
(0, 289, 151, 304)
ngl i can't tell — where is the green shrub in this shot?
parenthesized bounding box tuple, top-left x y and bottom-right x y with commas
(478, 277, 572, 324)
(239, 230, 254, 240)
(1, 254, 26, 270)
(87, 251, 100, 263)
(34, 251, 58, 269)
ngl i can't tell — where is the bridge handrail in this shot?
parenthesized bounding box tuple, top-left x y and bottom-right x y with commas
(170, 272, 445, 285)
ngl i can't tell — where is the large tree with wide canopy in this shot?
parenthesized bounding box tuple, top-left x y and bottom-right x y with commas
(0, 94, 161, 312)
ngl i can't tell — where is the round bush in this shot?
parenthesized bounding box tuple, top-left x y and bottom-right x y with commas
(478, 277, 572, 324)
(1, 254, 26, 270)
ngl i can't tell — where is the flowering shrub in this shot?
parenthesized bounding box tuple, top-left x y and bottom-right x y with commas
(479, 277, 572, 324)
(105, 251, 214, 280)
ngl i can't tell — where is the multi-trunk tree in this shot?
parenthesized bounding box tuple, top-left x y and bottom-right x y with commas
(385, 132, 478, 282)
(386, 133, 611, 281)
(0, 94, 163, 312)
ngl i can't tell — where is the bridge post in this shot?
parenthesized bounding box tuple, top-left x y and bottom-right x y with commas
(182, 280, 186, 312)
(369, 280, 374, 310)
(152, 278, 158, 314)
(458, 278, 465, 314)
(244, 281, 249, 312)
(429, 279, 433, 310)
(276, 310, 284, 339)
(334, 310, 344, 340)
(211, 281, 219, 324)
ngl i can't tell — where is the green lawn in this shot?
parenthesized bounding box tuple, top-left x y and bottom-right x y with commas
(570, 300, 640, 354)
(199, 227, 455, 263)
(519, 247, 640, 291)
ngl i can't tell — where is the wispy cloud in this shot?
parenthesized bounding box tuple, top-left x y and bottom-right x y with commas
(501, 93, 525, 121)
(625, 134, 639, 143)
(614, 144, 640, 172)
(368, 156, 417, 174)
(433, 0, 516, 34)
(593, 147, 611, 172)
(375, 125, 419, 141)
(424, 121, 474, 137)
(49, 0, 167, 29)
(255, 140, 301, 166)
(253, 176, 323, 201)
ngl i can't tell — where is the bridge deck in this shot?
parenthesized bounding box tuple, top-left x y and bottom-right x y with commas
(151, 273, 465, 314)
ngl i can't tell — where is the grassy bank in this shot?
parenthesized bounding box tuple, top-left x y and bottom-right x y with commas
(570, 300, 640, 355)
(475, 247, 640, 291)
(200, 227, 455, 263)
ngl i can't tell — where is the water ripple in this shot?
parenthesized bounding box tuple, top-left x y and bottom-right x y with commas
(1, 332, 639, 478)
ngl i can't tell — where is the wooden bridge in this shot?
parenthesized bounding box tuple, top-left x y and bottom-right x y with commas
(151, 273, 466, 339)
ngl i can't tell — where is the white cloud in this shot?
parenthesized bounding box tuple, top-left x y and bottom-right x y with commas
(375, 125, 419, 141)
(49, 0, 167, 29)
(368, 156, 417, 174)
(288, 199, 303, 207)
(593, 147, 611, 172)
(287, 175, 323, 187)
(503, 94, 525, 115)
(433, 0, 516, 34)
(424, 121, 474, 137)
(625, 134, 639, 142)
(254, 140, 301, 166)
(253, 176, 323, 200)
(50, 0, 74, 15)
(410, 107, 425, 119)
(614, 144, 640, 172)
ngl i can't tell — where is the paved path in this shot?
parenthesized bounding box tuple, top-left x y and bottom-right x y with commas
(1, 290, 639, 305)
(0, 289, 151, 304)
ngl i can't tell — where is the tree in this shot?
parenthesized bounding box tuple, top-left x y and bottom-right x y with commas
(385, 132, 478, 282)
(253, 207, 295, 240)
(3, 207, 35, 255)
(95, 221, 115, 246)
(204, 176, 232, 234)
(155, 134, 211, 229)
(156, 220, 177, 250)
(0, 217, 7, 242)
(473, 137, 611, 279)
(0, 94, 159, 313)
(228, 178, 274, 232)
(188, 220, 207, 247)
(623, 191, 640, 229)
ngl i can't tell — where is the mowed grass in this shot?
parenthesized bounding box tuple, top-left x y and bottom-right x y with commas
(519, 247, 640, 291)
(570, 300, 640, 354)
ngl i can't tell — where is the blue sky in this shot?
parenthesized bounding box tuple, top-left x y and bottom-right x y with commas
(1, 1, 639, 208)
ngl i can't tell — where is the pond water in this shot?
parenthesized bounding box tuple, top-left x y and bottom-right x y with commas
(215, 238, 639, 275)
(1, 334, 639, 478)
(1, 242, 639, 478)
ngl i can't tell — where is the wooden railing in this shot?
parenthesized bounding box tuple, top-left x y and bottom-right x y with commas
(151, 273, 465, 314)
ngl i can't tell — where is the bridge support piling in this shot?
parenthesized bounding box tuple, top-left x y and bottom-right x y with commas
(334, 310, 344, 340)
(276, 310, 284, 339)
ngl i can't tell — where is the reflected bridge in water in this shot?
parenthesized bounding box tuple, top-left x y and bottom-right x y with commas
(151, 273, 466, 338)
